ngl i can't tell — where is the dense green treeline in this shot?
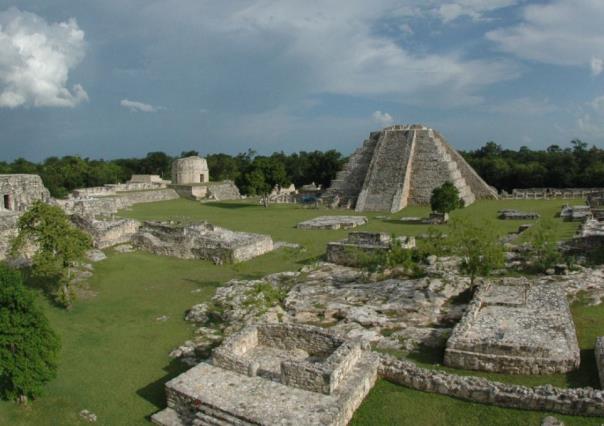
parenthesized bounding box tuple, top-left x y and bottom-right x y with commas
(2, 139, 604, 198)
(462, 140, 604, 190)
(0, 150, 345, 198)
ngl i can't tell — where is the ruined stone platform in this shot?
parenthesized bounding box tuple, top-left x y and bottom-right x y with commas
(444, 280, 580, 375)
(152, 324, 379, 426)
(133, 221, 273, 263)
(498, 209, 540, 220)
(296, 216, 368, 230)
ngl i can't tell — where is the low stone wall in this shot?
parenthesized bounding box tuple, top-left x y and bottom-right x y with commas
(71, 215, 141, 249)
(596, 337, 604, 389)
(379, 355, 604, 417)
(59, 189, 179, 219)
(501, 188, 604, 200)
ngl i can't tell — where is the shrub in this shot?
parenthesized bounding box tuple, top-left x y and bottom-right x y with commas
(430, 181, 464, 214)
(0, 266, 60, 401)
(525, 218, 562, 272)
(448, 218, 505, 284)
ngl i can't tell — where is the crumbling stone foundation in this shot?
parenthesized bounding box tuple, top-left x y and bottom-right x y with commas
(152, 324, 379, 426)
(133, 221, 273, 263)
(296, 215, 368, 230)
(444, 280, 580, 375)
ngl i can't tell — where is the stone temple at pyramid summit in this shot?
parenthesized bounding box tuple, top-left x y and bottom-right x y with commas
(323, 124, 498, 213)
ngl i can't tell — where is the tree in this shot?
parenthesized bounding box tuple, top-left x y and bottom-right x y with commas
(448, 218, 505, 285)
(11, 202, 91, 308)
(0, 266, 60, 401)
(430, 182, 464, 213)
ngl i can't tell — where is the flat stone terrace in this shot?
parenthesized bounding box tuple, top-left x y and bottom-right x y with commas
(444, 280, 580, 375)
(296, 216, 368, 230)
(152, 324, 379, 426)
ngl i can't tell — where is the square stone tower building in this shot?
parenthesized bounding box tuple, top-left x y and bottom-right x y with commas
(323, 124, 497, 212)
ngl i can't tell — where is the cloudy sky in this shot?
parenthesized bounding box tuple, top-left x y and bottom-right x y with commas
(0, 1, 603, 161)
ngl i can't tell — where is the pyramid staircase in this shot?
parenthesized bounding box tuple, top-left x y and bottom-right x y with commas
(355, 129, 415, 212)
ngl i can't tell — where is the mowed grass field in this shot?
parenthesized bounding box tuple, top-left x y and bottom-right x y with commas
(0, 197, 601, 426)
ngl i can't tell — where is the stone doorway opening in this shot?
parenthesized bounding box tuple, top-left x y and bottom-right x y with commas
(3, 194, 10, 210)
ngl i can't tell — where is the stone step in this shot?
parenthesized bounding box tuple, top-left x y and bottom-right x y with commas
(194, 411, 234, 426)
(198, 403, 256, 426)
(151, 408, 185, 426)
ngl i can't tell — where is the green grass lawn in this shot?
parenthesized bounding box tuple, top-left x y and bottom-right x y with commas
(0, 197, 599, 426)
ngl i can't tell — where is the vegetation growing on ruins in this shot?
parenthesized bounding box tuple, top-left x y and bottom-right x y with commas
(430, 181, 464, 214)
(447, 218, 505, 285)
(524, 218, 565, 273)
(0, 198, 598, 425)
(11, 201, 91, 308)
(0, 265, 60, 402)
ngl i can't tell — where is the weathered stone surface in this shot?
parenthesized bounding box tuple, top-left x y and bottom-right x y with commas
(560, 204, 592, 222)
(171, 180, 241, 201)
(171, 156, 209, 185)
(133, 221, 273, 263)
(498, 209, 540, 220)
(0, 175, 51, 260)
(85, 249, 107, 262)
(379, 354, 604, 418)
(72, 215, 141, 249)
(444, 280, 580, 374)
(296, 216, 368, 230)
(57, 188, 179, 219)
(541, 416, 564, 426)
(153, 324, 379, 426)
(596, 337, 604, 389)
(323, 125, 496, 212)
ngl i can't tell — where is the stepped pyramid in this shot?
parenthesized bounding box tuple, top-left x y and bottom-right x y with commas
(323, 124, 497, 212)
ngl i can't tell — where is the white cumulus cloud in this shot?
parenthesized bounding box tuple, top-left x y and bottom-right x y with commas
(120, 99, 162, 113)
(0, 8, 88, 108)
(487, 0, 604, 75)
(436, 0, 520, 23)
(372, 110, 394, 126)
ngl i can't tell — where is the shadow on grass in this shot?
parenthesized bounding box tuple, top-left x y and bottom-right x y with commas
(406, 344, 445, 365)
(566, 349, 600, 389)
(137, 358, 190, 418)
(204, 202, 257, 210)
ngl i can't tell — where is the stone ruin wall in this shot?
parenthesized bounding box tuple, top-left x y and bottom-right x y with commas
(213, 324, 363, 395)
(70, 215, 141, 249)
(72, 182, 167, 198)
(597, 337, 604, 389)
(502, 188, 604, 199)
(0, 174, 50, 212)
(379, 354, 604, 418)
(444, 283, 580, 375)
(59, 188, 179, 218)
(133, 221, 273, 263)
(0, 175, 51, 260)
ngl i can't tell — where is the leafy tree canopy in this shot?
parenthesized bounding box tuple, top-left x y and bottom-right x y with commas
(430, 181, 464, 213)
(0, 265, 60, 401)
(11, 202, 91, 308)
